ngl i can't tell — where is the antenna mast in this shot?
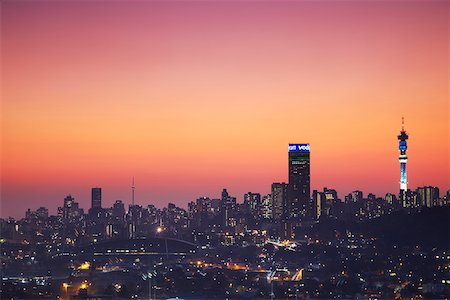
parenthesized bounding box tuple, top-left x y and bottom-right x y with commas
(132, 176, 135, 206)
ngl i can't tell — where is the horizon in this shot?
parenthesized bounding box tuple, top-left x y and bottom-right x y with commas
(3, 137, 449, 219)
(2, 1, 449, 218)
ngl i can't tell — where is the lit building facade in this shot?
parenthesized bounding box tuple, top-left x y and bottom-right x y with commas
(398, 119, 409, 207)
(261, 194, 273, 219)
(271, 182, 288, 220)
(416, 186, 440, 208)
(287, 143, 311, 220)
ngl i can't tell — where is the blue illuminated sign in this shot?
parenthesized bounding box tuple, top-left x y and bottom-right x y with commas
(399, 141, 407, 150)
(288, 144, 310, 152)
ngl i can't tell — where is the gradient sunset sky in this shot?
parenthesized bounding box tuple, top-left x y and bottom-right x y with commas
(1, 0, 449, 218)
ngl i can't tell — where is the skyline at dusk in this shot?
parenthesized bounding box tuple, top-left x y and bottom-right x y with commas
(2, 1, 449, 218)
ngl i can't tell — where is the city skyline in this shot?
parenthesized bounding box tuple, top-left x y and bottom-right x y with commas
(1, 1, 449, 299)
(2, 121, 449, 218)
(2, 1, 449, 218)
(4, 136, 449, 219)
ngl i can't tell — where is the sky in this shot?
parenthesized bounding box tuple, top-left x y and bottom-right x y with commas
(1, 0, 449, 218)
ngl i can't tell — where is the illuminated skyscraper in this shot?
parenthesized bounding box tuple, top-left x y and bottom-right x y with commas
(398, 118, 409, 207)
(416, 186, 439, 208)
(312, 190, 325, 219)
(271, 182, 287, 220)
(287, 143, 311, 220)
(220, 188, 236, 227)
(261, 194, 273, 219)
(243, 192, 261, 219)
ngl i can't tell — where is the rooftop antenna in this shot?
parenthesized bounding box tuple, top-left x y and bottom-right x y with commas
(402, 115, 405, 131)
(132, 176, 135, 206)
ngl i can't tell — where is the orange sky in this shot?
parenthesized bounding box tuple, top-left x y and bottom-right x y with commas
(1, 1, 449, 218)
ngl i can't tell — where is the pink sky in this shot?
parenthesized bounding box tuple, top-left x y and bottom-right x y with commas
(1, 1, 449, 218)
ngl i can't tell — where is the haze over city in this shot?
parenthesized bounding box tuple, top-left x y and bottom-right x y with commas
(2, 1, 449, 218)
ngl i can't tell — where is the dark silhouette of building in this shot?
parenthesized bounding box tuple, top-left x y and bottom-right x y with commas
(312, 190, 326, 219)
(350, 190, 363, 203)
(88, 187, 104, 220)
(112, 200, 125, 222)
(243, 192, 261, 219)
(220, 188, 236, 227)
(287, 144, 311, 221)
(58, 194, 83, 221)
(416, 186, 439, 208)
(91, 187, 102, 209)
(271, 182, 287, 220)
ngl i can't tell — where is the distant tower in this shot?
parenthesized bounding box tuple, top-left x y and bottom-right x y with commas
(131, 176, 135, 206)
(398, 117, 409, 207)
(91, 187, 102, 209)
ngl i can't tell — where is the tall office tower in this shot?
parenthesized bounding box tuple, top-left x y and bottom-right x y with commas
(196, 197, 212, 214)
(127, 222, 136, 239)
(261, 194, 273, 219)
(244, 192, 261, 218)
(272, 182, 288, 220)
(64, 194, 75, 208)
(323, 188, 338, 201)
(287, 143, 311, 220)
(60, 194, 83, 220)
(416, 186, 440, 208)
(398, 117, 409, 207)
(112, 200, 125, 222)
(194, 197, 211, 229)
(350, 190, 363, 203)
(91, 187, 102, 209)
(321, 188, 336, 216)
(409, 190, 419, 207)
(312, 190, 326, 219)
(62, 194, 74, 219)
(221, 188, 229, 204)
(385, 193, 397, 205)
(220, 188, 236, 227)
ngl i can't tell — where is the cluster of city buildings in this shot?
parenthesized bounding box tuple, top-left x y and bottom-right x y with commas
(1, 124, 449, 299)
(2, 125, 449, 247)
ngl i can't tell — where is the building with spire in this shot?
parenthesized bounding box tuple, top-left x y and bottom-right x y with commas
(131, 176, 135, 206)
(398, 117, 409, 207)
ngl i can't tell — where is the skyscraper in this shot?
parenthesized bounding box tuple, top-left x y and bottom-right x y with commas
(91, 187, 102, 209)
(398, 118, 409, 207)
(112, 200, 125, 221)
(60, 194, 83, 221)
(312, 190, 325, 219)
(416, 186, 440, 208)
(271, 182, 287, 220)
(220, 188, 236, 227)
(243, 192, 261, 219)
(351, 190, 363, 203)
(287, 143, 311, 220)
(261, 194, 273, 219)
